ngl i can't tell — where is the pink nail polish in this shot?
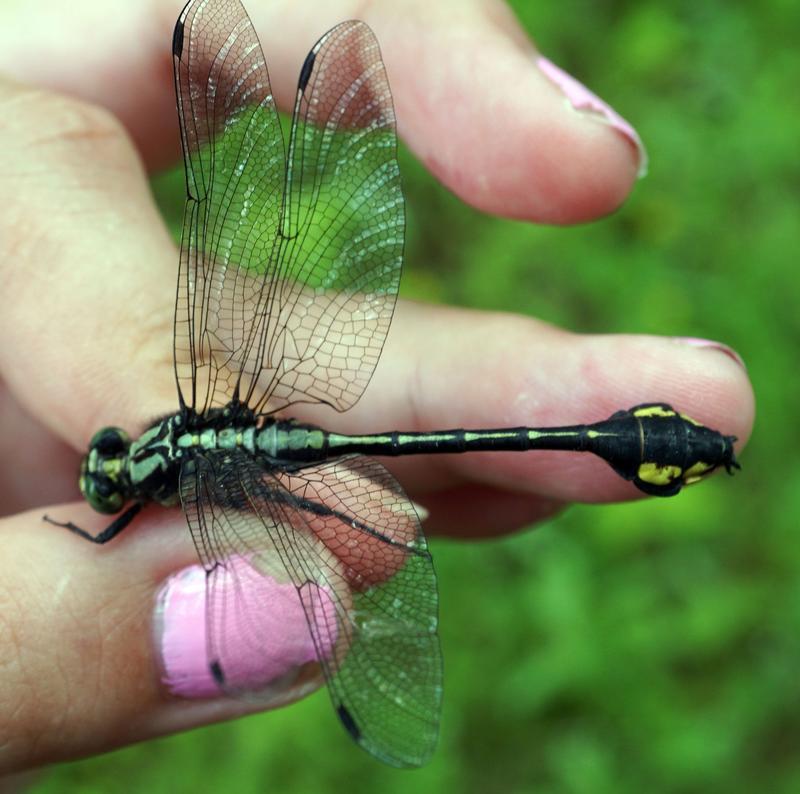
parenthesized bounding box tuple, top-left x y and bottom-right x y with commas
(155, 560, 337, 700)
(536, 55, 649, 178)
(673, 337, 747, 370)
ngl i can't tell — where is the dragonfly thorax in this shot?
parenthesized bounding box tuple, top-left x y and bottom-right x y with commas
(81, 405, 279, 517)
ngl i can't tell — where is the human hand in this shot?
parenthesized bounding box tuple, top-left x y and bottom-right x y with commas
(0, 0, 753, 774)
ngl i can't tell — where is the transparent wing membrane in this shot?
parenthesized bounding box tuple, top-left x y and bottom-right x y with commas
(173, 0, 286, 414)
(249, 21, 403, 413)
(179, 450, 441, 768)
(173, 3, 403, 415)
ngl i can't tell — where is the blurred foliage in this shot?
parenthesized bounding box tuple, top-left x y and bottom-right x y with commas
(36, 0, 799, 792)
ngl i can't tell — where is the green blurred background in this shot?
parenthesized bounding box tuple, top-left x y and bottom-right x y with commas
(36, 0, 799, 792)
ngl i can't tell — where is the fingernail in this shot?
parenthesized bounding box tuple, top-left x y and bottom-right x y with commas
(154, 560, 336, 700)
(673, 337, 747, 370)
(536, 55, 649, 178)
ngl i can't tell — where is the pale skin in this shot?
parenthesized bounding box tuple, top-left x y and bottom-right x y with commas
(0, 0, 753, 775)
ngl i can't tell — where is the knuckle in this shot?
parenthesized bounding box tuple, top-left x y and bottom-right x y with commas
(0, 85, 143, 298)
(0, 85, 139, 192)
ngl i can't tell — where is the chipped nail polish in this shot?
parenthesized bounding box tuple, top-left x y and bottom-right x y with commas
(154, 560, 336, 700)
(537, 55, 649, 178)
(673, 337, 746, 370)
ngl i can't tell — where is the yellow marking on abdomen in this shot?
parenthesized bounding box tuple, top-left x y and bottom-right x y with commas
(638, 462, 682, 486)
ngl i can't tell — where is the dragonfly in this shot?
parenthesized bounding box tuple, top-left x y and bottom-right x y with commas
(45, 0, 740, 768)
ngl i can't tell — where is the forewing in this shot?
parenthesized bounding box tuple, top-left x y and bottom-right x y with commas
(238, 21, 404, 414)
(178, 450, 441, 768)
(172, 0, 286, 414)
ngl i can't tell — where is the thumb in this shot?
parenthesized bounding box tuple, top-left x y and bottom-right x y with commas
(0, 506, 325, 773)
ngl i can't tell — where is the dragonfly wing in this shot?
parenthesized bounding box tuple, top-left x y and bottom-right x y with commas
(243, 21, 404, 414)
(178, 450, 441, 768)
(173, 7, 403, 415)
(178, 450, 337, 706)
(172, 0, 286, 414)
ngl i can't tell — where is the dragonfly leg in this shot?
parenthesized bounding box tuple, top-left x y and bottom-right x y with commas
(43, 502, 143, 544)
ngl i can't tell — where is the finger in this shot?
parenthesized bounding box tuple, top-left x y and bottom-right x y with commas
(0, 383, 78, 516)
(418, 484, 566, 538)
(303, 302, 754, 504)
(0, 0, 643, 223)
(0, 506, 331, 773)
(0, 80, 177, 447)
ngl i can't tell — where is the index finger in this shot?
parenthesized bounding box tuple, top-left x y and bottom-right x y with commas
(0, 0, 643, 223)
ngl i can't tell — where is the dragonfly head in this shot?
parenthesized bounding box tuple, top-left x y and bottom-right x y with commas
(80, 427, 132, 514)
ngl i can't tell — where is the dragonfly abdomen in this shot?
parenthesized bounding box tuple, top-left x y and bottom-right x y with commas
(255, 403, 738, 498)
(325, 427, 589, 456)
(126, 418, 264, 506)
(258, 421, 591, 460)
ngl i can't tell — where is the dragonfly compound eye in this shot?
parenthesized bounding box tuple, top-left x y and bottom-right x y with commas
(89, 426, 130, 455)
(80, 427, 132, 514)
(79, 470, 127, 514)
